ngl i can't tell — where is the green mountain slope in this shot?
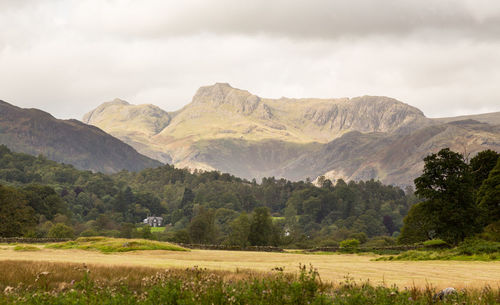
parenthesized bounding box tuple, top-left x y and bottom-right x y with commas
(0, 100, 162, 173)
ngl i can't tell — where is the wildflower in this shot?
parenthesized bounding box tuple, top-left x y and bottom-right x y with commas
(4, 286, 14, 294)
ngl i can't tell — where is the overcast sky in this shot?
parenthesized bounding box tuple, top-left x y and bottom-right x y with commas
(1, 0, 500, 119)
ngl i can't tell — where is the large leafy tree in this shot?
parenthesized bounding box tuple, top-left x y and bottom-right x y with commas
(470, 150, 499, 190)
(476, 158, 500, 224)
(228, 212, 251, 247)
(248, 207, 274, 246)
(188, 208, 217, 244)
(0, 185, 36, 237)
(398, 201, 437, 244)
(22, 184, 69, 220)
(413, 148, 478, 244)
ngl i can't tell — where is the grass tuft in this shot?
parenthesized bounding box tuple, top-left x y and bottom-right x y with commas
(13, 245, 40, 252)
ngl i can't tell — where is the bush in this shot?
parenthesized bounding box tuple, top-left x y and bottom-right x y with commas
(478, 221, 500, 242)
(141, 226, 153, 240)
(348, 232, 368, 244)
(318, 239, 339, 247)
(364, 236, 396, 248)
(457, 239, 500, 255)
(339, 239, 360, 253)
(47, 224, 74, 239)
(79, 229, 99, 237)
(172, 229, 191, 244)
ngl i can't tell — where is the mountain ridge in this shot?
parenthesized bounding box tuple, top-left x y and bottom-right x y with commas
(83, 83, 500, 185)
(0, 100, 163, 173)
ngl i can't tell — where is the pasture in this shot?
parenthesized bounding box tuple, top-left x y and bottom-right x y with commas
(1, 243, 499, 289)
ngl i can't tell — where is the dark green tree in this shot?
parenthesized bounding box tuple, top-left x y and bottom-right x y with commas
(398, 201, 437, 244)
(188, 208, 217, 244)
(413, 148, 478, 244)
(228, 212, 251, 247)
(476, 158, 500, 224)
(0, 185, 36, 236)
(22, 184, 69, 220)
(470, 150, 499, 190)
(248, 207, 274, 246)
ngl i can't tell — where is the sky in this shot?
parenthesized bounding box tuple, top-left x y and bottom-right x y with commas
(1, 0, 500, 119)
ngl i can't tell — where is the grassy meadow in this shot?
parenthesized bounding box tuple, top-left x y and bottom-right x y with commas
(1, 238, 499, 290)
(0, 260, 499, 304)
(1, 238, 499, 303)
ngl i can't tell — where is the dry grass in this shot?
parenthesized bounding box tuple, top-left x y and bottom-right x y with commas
(0, 245, 499, 289)
(0, 260, 265, 291)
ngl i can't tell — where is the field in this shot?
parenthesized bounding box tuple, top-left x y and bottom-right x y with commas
(1, 243, 499, 289)
(149, 227, 166, 233)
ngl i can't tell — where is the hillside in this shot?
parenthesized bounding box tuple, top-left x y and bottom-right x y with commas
(83, 83, 500, 185)
(281, 120, 500, 185)
(0, 100, 162, 173)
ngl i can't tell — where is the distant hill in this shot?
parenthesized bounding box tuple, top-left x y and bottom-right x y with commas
(83, 83, 500, 185)
(0, 100, 162, 173)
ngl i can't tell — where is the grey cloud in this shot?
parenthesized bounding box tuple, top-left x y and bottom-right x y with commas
(61, 0, 500, 41)
(0, 0, 499, 120)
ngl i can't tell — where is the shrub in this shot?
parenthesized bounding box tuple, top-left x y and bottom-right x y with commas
(339, 239, 360, 253)
(318, 239, 339, 247)
(47, 224, 74, 239)
(364, 236, 396, 248)
(141, 226, 153, 240)
(348, 232, 368, 244)
(478, 221, 500, 242)
(457, 239, 500, 255)
(172, 229, 191, 244)
(79, 229, 99, 237)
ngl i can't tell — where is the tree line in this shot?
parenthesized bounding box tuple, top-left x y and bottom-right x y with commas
(0, 144, 497, 247)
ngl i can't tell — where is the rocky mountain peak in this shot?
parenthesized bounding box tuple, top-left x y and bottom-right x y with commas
(79, 84, 499, 185)
(110, 98, 129, 105)
(190, 83, 261, 115)
(192, 83, 237, 104)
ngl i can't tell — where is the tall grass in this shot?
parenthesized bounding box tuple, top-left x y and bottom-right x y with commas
(0, 261, 498, 304)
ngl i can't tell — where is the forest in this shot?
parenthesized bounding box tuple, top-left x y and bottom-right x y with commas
(0, 144, 498, 248)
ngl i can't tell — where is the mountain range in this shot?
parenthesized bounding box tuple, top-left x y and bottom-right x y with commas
(82, 83, 500, 186)
(0, 100, 162, 173)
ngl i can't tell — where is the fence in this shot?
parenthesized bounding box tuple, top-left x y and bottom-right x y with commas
(177, 243, 284, 252)
(304, 244, 425, 253)
(0, 237, 72, 244)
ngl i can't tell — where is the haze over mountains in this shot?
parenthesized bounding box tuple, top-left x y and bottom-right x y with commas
(0, 100, 162, 173)
(83, 83, 500, 186)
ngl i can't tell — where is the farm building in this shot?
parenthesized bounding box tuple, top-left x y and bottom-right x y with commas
(143, 216, 163, 227)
